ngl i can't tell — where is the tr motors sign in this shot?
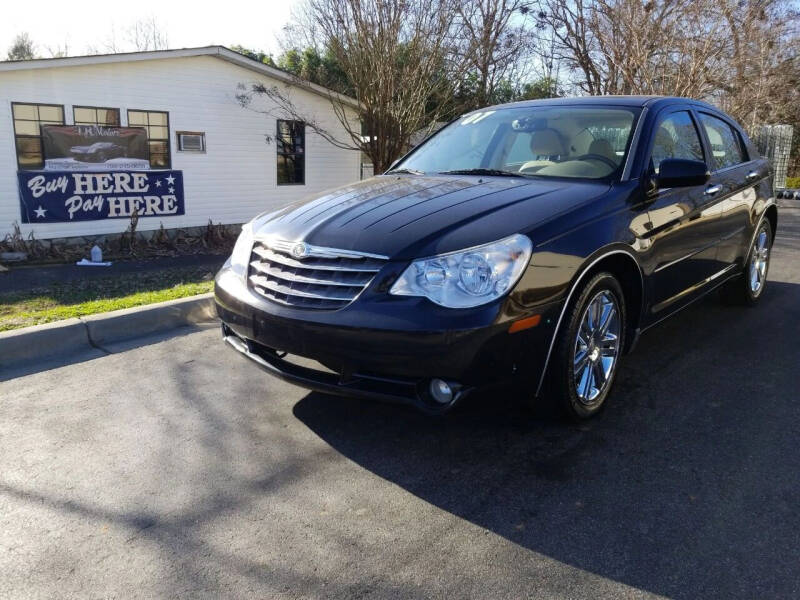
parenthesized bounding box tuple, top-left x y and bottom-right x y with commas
(42, 125, 150, 171)
(17, 171, 185, 223)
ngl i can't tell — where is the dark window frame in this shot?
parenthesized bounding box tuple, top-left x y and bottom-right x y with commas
(645, 108, 706, 175)
(276, 119, 306, 186)
(11, 101, 66, 170)
(176, 131, 206, 153)
(696, 111, 748, 172)
(127, 108, 171, 169)
(72, 105, 121, 126)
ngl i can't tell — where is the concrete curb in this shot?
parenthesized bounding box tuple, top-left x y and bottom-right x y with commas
(0, 293, 217, 370)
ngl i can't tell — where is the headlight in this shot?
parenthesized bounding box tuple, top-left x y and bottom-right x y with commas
(229, 221, 255, 279)
(389, 234, 532, 308)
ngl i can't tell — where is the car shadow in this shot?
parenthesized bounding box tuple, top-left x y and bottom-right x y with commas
(293, 281, 800, 599)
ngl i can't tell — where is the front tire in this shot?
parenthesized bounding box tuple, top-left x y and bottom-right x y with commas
(546, 272, 627, 420)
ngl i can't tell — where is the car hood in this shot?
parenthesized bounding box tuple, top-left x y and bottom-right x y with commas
(252, 175, 611, 259)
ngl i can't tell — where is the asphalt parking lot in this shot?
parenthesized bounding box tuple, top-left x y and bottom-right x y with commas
(2, 209, 799, 599)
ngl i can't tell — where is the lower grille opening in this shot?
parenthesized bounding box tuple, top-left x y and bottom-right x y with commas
(222, 324, 468, 413)
(274, 351, 337, 375)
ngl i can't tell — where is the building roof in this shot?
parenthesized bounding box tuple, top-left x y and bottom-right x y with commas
(0, 45, 360, 109)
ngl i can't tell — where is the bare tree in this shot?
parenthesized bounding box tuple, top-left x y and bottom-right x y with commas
(537, 0, 799, 136)
(126, 17, 169, 52)
(86, 19, 167, 55)
(6, 33, 36, 61)
(239, 0, 797, 171)
(455, 0, 538, 109)
(528, 17, 565, 95)
(714, 0, 800, 132)
(536, 0, 605, 94)
(84, 24, 123, 55)
(539, 0, 727, 96)
(239, 0, 461, 172)
(102, 24, 122, 54)
(45, 42, 70, 58)
(591, 0, 727, 97)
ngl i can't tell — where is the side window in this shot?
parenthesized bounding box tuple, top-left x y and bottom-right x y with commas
(698, 113, 745, 171)
(73, 106, 120, 127)
(277, 120, 305, 185)
(12, 102, 65, 170)
(127, 110, 171, 168)
(650, 111, 704, 174)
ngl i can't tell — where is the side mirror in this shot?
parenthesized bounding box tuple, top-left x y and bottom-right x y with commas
(655, 159, 710, 189)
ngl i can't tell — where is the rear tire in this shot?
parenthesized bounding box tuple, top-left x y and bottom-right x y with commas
(720, 219, 772, 306)
(543, 272, 627, 420)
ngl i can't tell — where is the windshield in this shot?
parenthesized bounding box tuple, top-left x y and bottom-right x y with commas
(396, 105, 639, 180)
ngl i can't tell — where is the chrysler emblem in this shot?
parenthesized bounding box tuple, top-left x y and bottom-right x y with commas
(292, 242, 309, 258)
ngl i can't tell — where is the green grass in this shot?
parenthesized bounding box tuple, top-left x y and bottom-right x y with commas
(0, 266, 215, 332)
(785, 176, 800, 190)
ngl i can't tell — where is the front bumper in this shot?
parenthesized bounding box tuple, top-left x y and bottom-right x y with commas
(215, 266, 559, 412)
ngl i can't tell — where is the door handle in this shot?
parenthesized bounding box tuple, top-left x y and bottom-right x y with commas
(704, 185, 722, 196)
(746, 171, 759, 181)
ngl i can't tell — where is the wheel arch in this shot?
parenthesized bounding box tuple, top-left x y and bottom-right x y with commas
(581, 251, 644, 352)
(534, 247, 645, 396)
(764, 204, 778, 244)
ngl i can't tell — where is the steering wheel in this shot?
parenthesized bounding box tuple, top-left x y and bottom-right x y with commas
(573, 153, 618, 169)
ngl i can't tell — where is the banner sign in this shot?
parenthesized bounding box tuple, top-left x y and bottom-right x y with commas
(17, 170, 185, 223)
(42, 125, 150, 171)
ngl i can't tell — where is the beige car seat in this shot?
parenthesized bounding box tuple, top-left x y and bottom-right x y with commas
(587, 138, 618, 164)
(519, 129, 566, 173)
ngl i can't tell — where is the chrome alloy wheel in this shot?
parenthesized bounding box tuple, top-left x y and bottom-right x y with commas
(573, 291, 621, 404)
(749, 229, 769, 294)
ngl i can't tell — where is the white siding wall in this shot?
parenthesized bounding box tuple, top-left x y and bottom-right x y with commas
(0, 55, 361, 239)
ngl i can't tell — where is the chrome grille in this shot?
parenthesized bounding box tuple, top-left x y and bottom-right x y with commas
(248, 239, 388, 309)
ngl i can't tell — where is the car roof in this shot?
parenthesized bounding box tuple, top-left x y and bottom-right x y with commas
(486, 95, 718, 112)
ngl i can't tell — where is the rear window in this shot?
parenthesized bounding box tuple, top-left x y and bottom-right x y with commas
(699, 113, 747, 170)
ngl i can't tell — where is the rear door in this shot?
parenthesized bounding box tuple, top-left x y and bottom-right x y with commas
(695, 111, 766, 268)
(643, 108, 724, 312)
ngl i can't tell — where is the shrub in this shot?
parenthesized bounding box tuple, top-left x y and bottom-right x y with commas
(1, 218, 238, 264)
(785, 177, 800, 190)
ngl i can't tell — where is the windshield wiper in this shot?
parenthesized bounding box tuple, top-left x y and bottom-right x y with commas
(439, 168, 522, 177)
(388, 168, 425, 175)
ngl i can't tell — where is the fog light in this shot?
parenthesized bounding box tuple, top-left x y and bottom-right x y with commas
(429, 378, 454, 404)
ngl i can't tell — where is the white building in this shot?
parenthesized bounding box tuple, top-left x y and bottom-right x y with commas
(0, 46, 361, 240)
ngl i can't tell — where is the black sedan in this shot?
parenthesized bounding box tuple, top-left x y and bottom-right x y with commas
(69, 142, 126, 163)
(215, 96, 776, 419)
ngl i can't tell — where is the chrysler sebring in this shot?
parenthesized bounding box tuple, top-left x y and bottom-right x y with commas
(215, 96, 776, 419)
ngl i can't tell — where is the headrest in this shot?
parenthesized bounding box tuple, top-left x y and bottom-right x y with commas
(588, 139, 617, 162)
(530, 129, 566, 156)
(653, 127, 675, 154)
